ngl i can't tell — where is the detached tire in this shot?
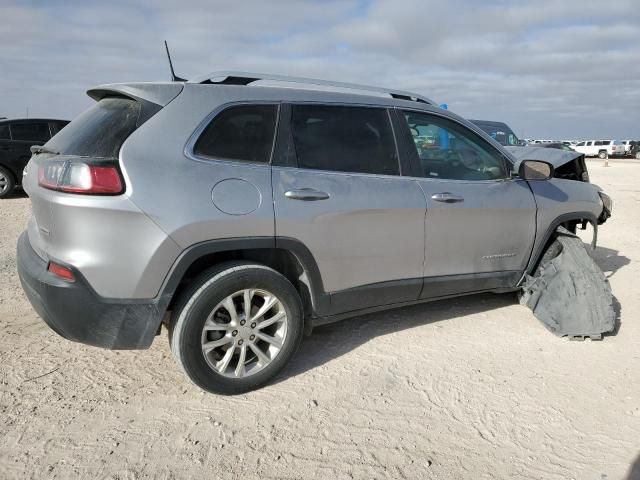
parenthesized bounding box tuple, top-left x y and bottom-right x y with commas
(0, 166, 15, 199)
(170, 262, 303, 395)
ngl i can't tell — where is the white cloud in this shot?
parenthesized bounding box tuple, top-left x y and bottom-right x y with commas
(0, 0, 638, 138)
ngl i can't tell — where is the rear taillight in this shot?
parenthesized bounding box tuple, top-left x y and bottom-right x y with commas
(38, 160, 123, 195)
(48, 262, 75, 282)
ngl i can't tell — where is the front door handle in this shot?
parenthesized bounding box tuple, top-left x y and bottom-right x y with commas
(285, 188, 330, 201)
(431, 192, 464, 203)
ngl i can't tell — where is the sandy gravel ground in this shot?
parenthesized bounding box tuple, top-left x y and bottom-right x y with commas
(1, 160, 639, 480)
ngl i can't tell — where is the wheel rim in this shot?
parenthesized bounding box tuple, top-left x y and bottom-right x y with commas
(0, 172, 9, 195)
(200, 289, 288, 378)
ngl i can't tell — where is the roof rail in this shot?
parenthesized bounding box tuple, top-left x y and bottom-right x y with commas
(188, 71, 435, 105)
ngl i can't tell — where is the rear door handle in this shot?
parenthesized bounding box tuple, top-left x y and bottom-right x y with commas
(285, 188, 330, 201)
(431, 192, 464, 203)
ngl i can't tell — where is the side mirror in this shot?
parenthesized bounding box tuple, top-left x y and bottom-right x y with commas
(518, 160, 554, 181)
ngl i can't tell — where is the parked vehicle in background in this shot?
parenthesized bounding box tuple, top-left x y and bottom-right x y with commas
(0, 118, 69, 198)
(539, 142, 575, 152)
(17, 72, 612, 394)
(469, 120, 523, 146)
(619, 140, 636, 154)
(574, 140, 625, 159)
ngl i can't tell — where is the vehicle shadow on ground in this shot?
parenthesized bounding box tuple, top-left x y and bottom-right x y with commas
(278, 244, 630, 382)
(591, 245, 631, 279)
(277, 292, 518, 382)
(2, 189, 28, 199)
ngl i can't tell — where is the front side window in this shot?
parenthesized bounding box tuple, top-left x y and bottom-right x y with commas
(576, 142, 585, 146)
(402, 111, 507, 181)
(194, 104, 278, 163)
(290, 105, 399, 176)
(11, 123, 50, 142)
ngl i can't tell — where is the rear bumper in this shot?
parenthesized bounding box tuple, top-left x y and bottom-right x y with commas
(17, 231, 163, 349)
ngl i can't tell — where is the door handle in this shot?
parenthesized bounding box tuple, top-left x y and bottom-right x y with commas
(431, 192, 464, 203)
(285, 188, 330, 201)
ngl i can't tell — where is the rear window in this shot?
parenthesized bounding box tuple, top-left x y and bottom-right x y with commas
(47, 97, 141, 159)
(11, 123, 50, 142)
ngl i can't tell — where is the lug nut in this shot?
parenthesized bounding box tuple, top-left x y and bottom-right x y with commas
(251, 323, 256, 328)
(250, 335, 255, 341)
(240, 320, 245, 326)
(232, 330, 238, 336)
(238, 339, 244, 345)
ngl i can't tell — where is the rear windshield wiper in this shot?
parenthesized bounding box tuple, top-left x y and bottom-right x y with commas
(30, 145, 60, 155)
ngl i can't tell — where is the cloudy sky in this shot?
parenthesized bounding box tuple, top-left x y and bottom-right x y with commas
(1, 0, 639, 139)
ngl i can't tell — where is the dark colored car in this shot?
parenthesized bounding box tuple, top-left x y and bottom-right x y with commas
(0, 118, 69, 198)
(539, 142, 575, 152)
(469, 119, 523, 147)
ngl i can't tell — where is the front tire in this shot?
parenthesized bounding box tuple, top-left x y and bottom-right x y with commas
(0, 166, 15, 198)
(636, 152, 640, 160)
(169, 262, 304, 394)
(598, 150, 607, 159)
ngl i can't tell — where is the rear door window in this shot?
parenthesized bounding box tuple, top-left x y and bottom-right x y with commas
(11, 123, 50, 142)
(193, 104, 278, 163)
(290, 104, 399, 176)
(47, 97, 141, 159)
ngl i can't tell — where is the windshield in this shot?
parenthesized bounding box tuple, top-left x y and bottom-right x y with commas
(472, 121, 520, 146)
(47, 97, 141, 159)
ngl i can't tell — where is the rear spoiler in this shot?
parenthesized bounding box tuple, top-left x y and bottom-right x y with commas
(87, 82, 183, 107)
(87, 83, 184, 127)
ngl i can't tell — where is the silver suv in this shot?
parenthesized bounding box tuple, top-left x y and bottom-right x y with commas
(17, 72, 612, 394)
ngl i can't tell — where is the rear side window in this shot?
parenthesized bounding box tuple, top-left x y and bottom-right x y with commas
(47, 97, 141, 159)
(11, 123, 50, 142)
(194, 105, 278, 163)
(0, 124, 9, 140)
(290, 105, 398, 176)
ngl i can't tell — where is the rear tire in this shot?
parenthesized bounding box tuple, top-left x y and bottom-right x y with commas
(598, 150, 607, 159)
(169, 262, 304, 395)
(0, 166, 15, 198)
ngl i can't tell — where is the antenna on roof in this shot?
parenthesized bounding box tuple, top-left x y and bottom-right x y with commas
(164, 40, 186, 82)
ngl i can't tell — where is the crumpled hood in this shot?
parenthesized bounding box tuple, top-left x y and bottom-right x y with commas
(504, 146, 583, 169)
